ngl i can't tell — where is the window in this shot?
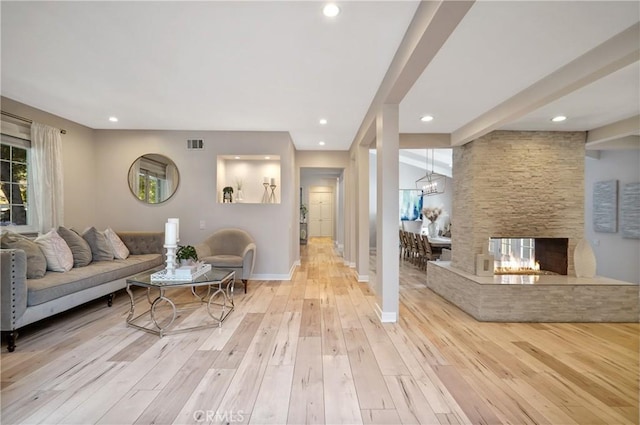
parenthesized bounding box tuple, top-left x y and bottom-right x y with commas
(0, 134, 32, 229)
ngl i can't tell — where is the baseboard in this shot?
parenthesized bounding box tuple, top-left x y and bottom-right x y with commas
(251, 263, 297, 281)
(375, 302, 397, 323)
(356, 272, 369, 282)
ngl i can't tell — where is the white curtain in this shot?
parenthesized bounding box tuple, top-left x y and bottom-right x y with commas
(31, 122, 64, 234)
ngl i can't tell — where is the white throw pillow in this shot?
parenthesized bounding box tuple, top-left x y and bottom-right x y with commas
(35, 229, 73, 272)
(104, 227, 130, 259)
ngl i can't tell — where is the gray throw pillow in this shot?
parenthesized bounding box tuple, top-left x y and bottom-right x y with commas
(58, 226, 92, 267)
(0, 231, 47, 279)
(82, 227, 114, 261)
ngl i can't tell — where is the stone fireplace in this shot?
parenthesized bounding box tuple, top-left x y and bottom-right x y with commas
(424, 130, 639, 323)
(450, 130, 586, 276)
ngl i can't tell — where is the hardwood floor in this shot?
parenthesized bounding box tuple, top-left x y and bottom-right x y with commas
(1, 237, 638, 424)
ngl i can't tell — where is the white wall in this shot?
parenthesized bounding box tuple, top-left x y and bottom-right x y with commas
(585, 149, 640, 283)
(92, 129, 296, 279)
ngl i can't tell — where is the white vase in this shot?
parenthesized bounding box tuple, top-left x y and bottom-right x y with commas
(427, 221, 438, 238)
(236, 189, 244, 203)
(574, 238, 596, 278)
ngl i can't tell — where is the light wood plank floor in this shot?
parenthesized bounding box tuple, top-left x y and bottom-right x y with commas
(2, 237, 638, 424)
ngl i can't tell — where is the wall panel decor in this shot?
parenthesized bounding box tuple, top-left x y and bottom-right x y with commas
(621, 182, 640, 239)
(593, 179, 618, 233)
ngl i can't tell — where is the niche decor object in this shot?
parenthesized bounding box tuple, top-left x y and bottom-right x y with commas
(262, 177, 277, 203)
(593, 180, 618, 233)
(621, 182, 640, 239)
(223, 186, 234, 203)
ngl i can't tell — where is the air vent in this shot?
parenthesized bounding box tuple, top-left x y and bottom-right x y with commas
(187, 139, 204, 150)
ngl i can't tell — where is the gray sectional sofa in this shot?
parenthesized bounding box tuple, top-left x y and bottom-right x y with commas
(0, 231, 164, 352)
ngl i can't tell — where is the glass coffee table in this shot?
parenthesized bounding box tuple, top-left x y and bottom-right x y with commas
(125, 267, 235, 337)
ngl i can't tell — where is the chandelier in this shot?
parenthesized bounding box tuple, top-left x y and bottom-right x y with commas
(415, 149, 445, 196)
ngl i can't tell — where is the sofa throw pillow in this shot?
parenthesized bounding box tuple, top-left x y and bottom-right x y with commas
(104, 227, 130, 260)
(35, 229, 74, 272)
(0, 230, 47, 279)
(82, 227, 114, 261)
(57, 226, 92, 267)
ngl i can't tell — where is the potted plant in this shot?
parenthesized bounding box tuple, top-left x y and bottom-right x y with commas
(222, 186, 234, 203)
(300, 203, 308, 223)
(176, 245, 198, 265)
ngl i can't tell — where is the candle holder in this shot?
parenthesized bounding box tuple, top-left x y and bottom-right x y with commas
(164, 243, 178, 276)
(261, 182, 270, 203)
(268, 184, 277, 203)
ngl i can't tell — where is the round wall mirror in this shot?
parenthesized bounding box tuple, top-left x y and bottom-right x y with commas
(128, 154, 180, 204)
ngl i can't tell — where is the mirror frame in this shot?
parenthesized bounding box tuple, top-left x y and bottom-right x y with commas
(127, 153, 180, 204)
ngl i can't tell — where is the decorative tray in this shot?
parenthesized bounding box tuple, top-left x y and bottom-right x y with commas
(150, 263, 212, 282)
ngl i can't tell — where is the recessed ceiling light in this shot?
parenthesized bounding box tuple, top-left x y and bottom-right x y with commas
(319, 118, 328, 125)
(319, 141, 326, 146)
(323, 3, 340, 17)
(551, 115, 567, 122)
(108, 116, 118, 122)
(234, 156, 241, 159)
(265, 156, 271, 160)
(420, 115, 434, 122)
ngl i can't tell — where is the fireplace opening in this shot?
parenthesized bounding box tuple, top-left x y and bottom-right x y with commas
(489, 238, 568, 275)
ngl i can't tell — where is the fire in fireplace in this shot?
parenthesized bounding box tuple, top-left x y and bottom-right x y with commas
(489, 238, 568, 275)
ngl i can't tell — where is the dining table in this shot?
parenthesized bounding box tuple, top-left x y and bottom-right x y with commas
(425, 235, 452, 248)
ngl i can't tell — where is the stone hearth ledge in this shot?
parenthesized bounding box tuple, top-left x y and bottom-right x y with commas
(426, 261, 639, 322)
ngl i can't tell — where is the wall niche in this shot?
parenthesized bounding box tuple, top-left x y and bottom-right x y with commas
(216, 155, 281, 204)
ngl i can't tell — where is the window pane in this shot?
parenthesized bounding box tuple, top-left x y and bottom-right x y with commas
(12, 163, 27, 183)
(1, 160, 9, 181)
(0, 145, 10, 160)
(12, 146, 27, 163)
(0, 205, 10, 224)
(11, 205, 27, 225)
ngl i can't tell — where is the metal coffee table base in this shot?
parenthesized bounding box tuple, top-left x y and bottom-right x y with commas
(126, 276, 235, 338)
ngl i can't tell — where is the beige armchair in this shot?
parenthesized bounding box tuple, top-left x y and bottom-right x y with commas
(194, 228, 256, 293)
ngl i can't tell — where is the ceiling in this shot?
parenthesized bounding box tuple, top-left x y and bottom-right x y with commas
(1, 1, 639, 152)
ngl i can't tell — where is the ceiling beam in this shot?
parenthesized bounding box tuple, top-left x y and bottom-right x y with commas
(451, 22, 640, 146)
(587, 135, 640, 150)
(586, 115, 640, 146)
(399, 133, 450, 148)
(352, 0, 474, 148)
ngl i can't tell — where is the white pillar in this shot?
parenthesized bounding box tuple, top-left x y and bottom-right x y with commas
(375, 104, 399, 322)
(356, 144, 370, 282)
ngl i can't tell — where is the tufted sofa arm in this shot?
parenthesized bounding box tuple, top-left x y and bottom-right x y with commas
(0, 249, 28, 331)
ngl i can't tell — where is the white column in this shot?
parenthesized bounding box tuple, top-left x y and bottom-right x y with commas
(356, 144, 370, 282)
(375, 104, 399, 322)
(343, 162, 352, 267)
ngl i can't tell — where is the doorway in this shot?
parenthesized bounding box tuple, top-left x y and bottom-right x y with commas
(309, 186, 334, 237)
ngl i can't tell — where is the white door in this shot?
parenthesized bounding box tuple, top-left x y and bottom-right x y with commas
(309, 191, 333, 237)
